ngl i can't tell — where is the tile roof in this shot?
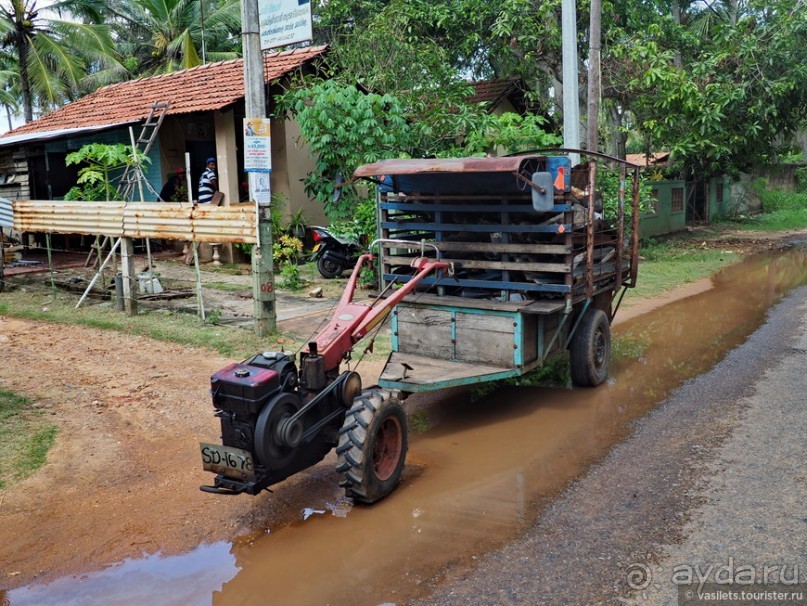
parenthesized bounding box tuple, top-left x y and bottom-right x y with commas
(468, 77, 522, 107)
(625, 152, 671, 166)
(2, 45, 328, 139)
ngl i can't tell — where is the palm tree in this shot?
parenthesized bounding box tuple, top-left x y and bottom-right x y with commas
(106, 0, 241, 76)
(0, 0, 124, 122)
(0, 50, 21, 129)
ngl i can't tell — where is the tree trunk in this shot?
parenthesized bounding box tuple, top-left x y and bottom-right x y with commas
(728, 0, 739, 26)
(607, 103, 627, 159)
(553, 73, 564, 122)
(672, 2, 683, 68)
(16, 36, 34, 122)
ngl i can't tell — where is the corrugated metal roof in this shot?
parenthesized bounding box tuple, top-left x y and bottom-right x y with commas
(13, 200, 257, 244)
(0, 197, 13, 228)
(1, 46, 328, 142)
(0, 123, 138, 148)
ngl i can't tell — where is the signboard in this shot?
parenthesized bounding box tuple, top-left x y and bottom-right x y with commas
(252, 173, 272, 205)
(258, 0, 313, 51)
(243, 118, 272, 173)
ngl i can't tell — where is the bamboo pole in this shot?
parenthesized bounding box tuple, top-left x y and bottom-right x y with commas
(76, 237, 122, 308)
(193, 242, 205, 321)
(45, 232, 56, 297)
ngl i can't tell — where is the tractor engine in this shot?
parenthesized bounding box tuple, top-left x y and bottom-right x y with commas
(201, 351, 344, 495)
(200, 242, 447, 500)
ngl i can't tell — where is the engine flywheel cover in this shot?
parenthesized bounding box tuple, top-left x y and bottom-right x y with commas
(254, 392, 302, 470)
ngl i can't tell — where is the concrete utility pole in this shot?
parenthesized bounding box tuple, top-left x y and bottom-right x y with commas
(587, 0, 602, 153)
(562, 0, 581, 166)
(242, 0, 276, 335)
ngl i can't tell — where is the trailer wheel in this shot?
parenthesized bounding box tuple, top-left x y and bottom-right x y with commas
(336, 389, 408, 504)
(570, 308, 611, 387)
(317, 256, 343, 279)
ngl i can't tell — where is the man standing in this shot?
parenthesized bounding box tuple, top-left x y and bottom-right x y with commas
(198, 157, 218, 204)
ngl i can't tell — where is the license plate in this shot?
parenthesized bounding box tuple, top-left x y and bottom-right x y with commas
(312, 243, 321, 253)
(200, 442, 256, 481)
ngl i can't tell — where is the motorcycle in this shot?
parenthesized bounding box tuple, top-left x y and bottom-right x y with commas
(310, 226, 363, 279)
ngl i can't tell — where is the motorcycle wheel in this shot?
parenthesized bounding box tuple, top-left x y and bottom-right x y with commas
(317, 255, 344, 279)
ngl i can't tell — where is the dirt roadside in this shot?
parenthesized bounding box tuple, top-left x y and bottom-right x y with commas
(0, 231, 802, 590)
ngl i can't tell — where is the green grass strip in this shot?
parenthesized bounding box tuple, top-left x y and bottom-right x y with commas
(0, 389, 58, 490)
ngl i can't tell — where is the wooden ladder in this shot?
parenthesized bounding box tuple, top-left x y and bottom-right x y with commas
(85, 101, 170, 268)
(116, 101, 170, 202)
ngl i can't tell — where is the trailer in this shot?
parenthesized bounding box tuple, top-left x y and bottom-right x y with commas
(199, 150, 640, 503)
(358, 150, 640, 394)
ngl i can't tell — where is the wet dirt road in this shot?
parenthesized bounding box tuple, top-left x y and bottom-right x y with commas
(2, 246, 806, 606)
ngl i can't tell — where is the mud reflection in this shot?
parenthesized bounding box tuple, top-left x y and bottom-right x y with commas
(4, 542, 236, 606)
(8, 247, 806, 606)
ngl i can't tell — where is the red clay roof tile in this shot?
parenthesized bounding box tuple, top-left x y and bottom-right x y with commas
(3, 46, 328, 138)
(468, 77, 522, 106)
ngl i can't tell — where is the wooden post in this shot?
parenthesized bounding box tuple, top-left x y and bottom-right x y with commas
(120, 237, 138, 316)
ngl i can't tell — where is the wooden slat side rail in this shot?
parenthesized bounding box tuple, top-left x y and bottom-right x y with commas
(381, 241, 572, 255)
(384, 255, 571, 273)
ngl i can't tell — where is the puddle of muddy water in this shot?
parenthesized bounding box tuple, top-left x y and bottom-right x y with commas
(7, 247, 806, 606)
(3, 542, 236, 606)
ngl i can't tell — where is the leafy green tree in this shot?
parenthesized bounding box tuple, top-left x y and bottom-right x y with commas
(0, 60, 20, 130)
(105, 0, 241, 75)
(607, 0, 807, 176)
(279, 80, 409, 220)
(0, 0, 123, 122)
(315, 0, 563, 127)
(64, 142, 149, 201)
(280, 77, 560, 220)
(464, 113, 561, 156)
(303, 0, 804, 191)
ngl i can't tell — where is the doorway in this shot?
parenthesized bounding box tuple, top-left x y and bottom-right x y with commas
(185, 142, 217, 200)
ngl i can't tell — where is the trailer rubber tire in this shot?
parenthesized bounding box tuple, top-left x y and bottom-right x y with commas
(317, 256, 343, 279)
(569, 308, 611, 387)
(336, 389, 407, 504)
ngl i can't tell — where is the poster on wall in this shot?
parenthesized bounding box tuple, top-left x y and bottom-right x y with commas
(243, 118, 272, 173)
(258, 0, 312, 51)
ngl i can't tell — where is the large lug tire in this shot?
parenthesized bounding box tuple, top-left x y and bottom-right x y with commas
(569, 308, 611, 387)
(336, 389, 408, 504)
(317, 255, 343, 279)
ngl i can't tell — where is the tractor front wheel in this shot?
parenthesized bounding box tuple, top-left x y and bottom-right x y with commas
(336, 389, 408, 504)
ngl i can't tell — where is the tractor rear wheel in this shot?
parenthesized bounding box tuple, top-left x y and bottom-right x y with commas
(569, 308, 611, 387)
(336, 389, 408, 504)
